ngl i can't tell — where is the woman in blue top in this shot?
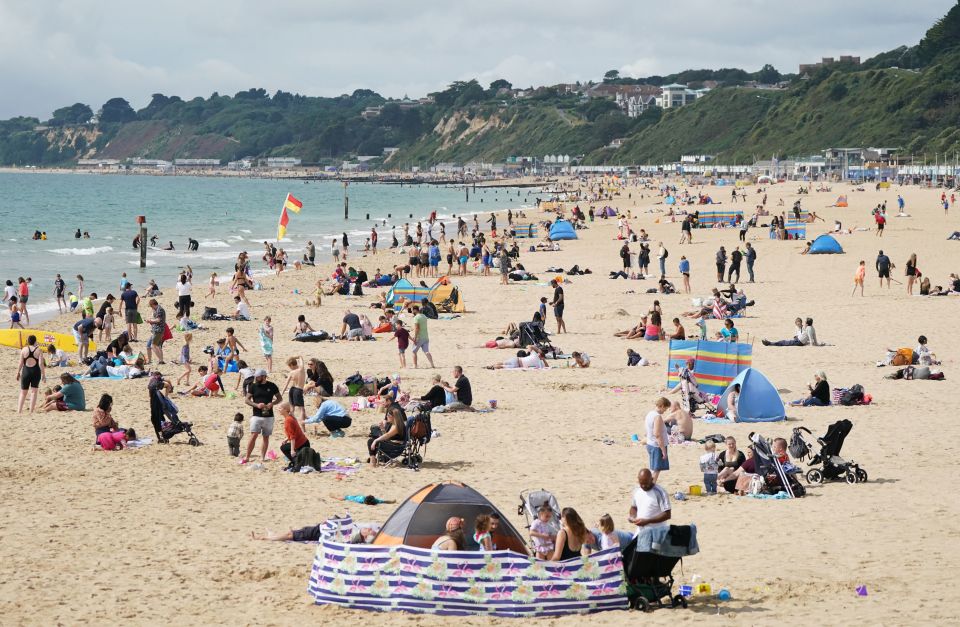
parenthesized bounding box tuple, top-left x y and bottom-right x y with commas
(678, 256, 691, 293)
(717, 318, 739, 343)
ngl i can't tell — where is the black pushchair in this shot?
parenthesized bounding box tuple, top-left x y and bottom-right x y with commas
(621, 525, 698, 611)
(750, 433, 805, 497)
(518, 321, 555, 355)
(790, 420, 867, 485)
(157, 393, 201, 446)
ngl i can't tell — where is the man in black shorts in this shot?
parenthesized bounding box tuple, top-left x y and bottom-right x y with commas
(54, 273, 66, 314)
(549, 279, 566, 334)
(876, 250, 893, 289)
(120, 282, 140, 341)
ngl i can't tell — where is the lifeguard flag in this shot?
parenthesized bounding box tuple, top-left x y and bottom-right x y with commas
(277, 193, 302, 240)
(284, 193, 302, 214)
(278, 206, 290, 240)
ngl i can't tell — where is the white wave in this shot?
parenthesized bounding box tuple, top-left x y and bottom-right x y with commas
(239, 229, 252, 234)
(199, 240, 230, 248)
(127, 259, 157, 266)
(227, 235, 245, 241)
(48, 246, 114, 256)
(196, 251, 244, 261)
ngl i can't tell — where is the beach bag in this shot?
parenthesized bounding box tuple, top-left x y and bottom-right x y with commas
(162, 324, 173, 342)
(135, 312, 144, 325)
(789, 432, 808, 460)
(202, 307, 217, 321)
(408, 412, 430, 441)
(892, 348, 913, 367)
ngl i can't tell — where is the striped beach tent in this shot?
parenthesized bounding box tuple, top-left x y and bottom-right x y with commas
(697, 210, 743, 228)
(386, 278, 432, 305)
(512, 223, 538, 238)
(666, 339, 753, 396)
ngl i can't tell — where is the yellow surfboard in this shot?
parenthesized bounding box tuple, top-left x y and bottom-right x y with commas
(0, 329, 96, 353)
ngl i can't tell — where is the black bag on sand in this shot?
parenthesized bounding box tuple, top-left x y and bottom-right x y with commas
(202, 307, 217, 320)
(292, 446, 323, 473)
(840, 384, 864, 406)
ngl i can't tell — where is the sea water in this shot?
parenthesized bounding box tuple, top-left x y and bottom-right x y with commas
(0, 172, 535, 321)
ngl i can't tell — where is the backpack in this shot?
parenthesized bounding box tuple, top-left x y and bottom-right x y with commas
(788, 432, 809, 460)
(891, 347, 913, 366)
(201, 307, 217, 320)
(292, 446, 323, 473)
(840, 384, 864, 406)
(662, 248, 669, 259)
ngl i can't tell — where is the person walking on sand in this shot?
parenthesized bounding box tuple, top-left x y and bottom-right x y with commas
(54, 273, 66, 314)
(259, 316, 274, 372)
(16, 334, 45, 413)
(341, 232, 349, 261)
(145, 299, 167, 365)
(678, 256, 691, 294)
(410, 305, 435, 368)
(657, 242, 668, 277)
(852, 260, 866, 296)
(280, 357, 308, 429)
(549, 279, 566, 334)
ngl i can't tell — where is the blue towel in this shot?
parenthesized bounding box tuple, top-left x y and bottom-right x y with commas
(699, 417, 732, 424)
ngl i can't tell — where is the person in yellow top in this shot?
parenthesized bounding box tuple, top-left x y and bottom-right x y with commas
(852, 260, 866, 297)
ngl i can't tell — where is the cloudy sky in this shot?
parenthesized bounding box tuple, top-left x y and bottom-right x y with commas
(0, 0, 952, 119)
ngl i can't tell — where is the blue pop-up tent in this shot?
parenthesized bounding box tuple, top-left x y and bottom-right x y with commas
(717, 367, 785, 422)
(808, 234, 843, 254)
(549, 220, 577, 240)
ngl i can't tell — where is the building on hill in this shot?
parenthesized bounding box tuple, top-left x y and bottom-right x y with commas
(799, 55, 861, 75)
(361, 106, 383, 119)
(174, 158, 221, 168)
(656, 83, 709, 109)
(265, 157, 302, 168)
(615, 92, 659, 117)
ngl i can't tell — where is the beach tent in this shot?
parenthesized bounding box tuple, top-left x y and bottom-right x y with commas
(698, 210, 743, 228)
(549, 220, 577, 240)
(835, 195, 849, 207)
(428, 283, 466, 313)
(601, 207, 617, 217)
(717, 367, 785, 422)
(664, 195, 676, 205)
(808, 234, 843, 254)
(373, 481, 528, 553)
(386, 278, 432, 305)
(757, 175, 775, 184)
(513, 223, 538, 238)
(666, 339, 753, 396)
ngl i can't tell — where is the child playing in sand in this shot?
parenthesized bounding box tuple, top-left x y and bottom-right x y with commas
(529, 505, 557, 559)
(224, 327, 246, 371)
(598, 514, 619, 550)
(313, 280, 322, 307)
(226, 412, 243, 456)
(700, 441, 719, 494)
(329, 493, 396, 505)
(474, 514, 493, 551)
(183, 366, 224, 397)
(206, 272, 218, 298)
(259, 317, 273, 372)
(98, 427, 136, 451)
(46, 344, 68, 367)
(852, 260, 866, 296)
(177, 332, 193, 386)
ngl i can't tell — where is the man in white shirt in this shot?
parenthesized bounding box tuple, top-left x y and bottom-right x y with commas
(234, 296, 251, 321)
(629, 468, 672, 529)
(645, 397, 670, 482)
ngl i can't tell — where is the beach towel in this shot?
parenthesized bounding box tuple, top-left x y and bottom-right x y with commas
(78, 374, 125, 380)
(321, 457, 362, 475)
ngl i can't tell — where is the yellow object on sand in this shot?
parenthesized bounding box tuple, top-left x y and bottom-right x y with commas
(689, 485, 702, 496)
(0, 329, 96, 353)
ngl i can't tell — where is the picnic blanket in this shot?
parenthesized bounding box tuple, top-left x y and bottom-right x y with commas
(321, 457, 362, 475)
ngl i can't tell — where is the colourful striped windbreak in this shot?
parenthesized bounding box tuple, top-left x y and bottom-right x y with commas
(666, 339, 753, 396)
(769, 222, 806, 239)
(386, 279, 432, 305)
(308, 540, 628, 617)
(697, 210, 743, 227)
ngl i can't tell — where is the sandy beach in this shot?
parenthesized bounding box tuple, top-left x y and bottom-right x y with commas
(1, 178, 958, 625)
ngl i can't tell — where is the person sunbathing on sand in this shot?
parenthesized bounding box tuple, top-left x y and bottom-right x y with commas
(486, 346, 549, 369)
(614, 315, 648, 340)
(251, 524, 380, 543)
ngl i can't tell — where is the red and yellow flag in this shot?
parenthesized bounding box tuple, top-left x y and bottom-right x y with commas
(277, 193, 302, 240)
(284, 193, 302, 214)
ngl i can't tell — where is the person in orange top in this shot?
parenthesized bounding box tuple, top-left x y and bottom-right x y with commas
(277, 401, 310, 465)
(852, 260, 866, 297)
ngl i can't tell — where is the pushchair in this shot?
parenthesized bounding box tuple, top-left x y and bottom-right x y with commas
(157, 393, 201, 446)
(621, 525, 698, 611)
(434, 287, 461, 313)
(517, 489, 561, 554)
(790, 420, 867, 485)
(749, 433, 804, 497)
(518, 321, 556, 356)
(376, 411, 431, 470)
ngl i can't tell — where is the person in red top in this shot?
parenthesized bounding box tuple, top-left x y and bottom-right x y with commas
(17, 277, 30, 325)
(277, 401, 310, 464)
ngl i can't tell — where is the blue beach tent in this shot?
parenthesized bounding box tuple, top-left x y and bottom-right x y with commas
(549, 220, 578, 240)
(717, 368, 785, 422)
(808, 234, 843, 254)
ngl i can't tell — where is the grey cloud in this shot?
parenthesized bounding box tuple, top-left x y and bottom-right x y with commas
(0, 0, 952, 119)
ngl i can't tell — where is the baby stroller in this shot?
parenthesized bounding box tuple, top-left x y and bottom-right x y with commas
(621, 525, 698, 611)
(790, 420, 867, 485)
(749, 433, 804, 497)
(158, 393, 201, 446)
(517, 489, 561, 553)
(518, 321, 556, 356)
